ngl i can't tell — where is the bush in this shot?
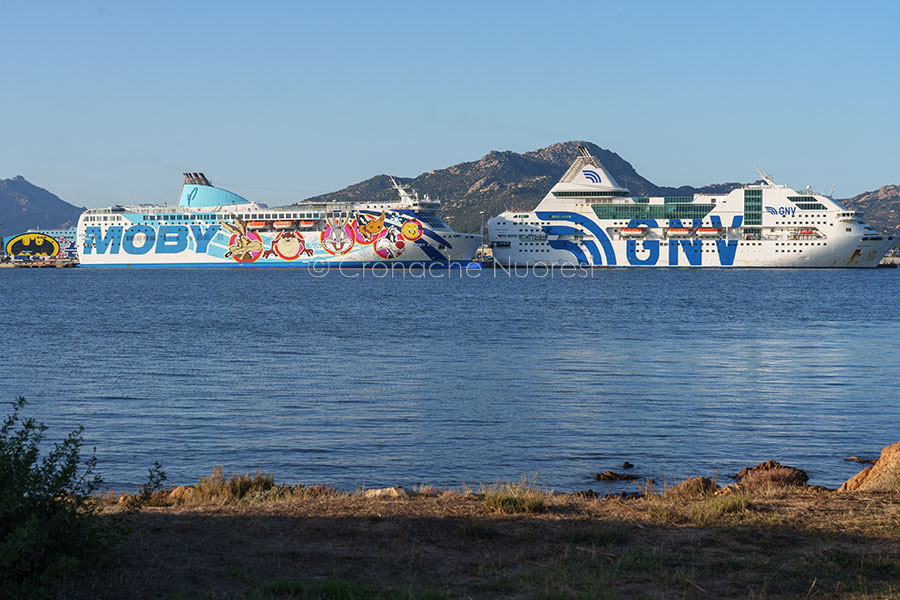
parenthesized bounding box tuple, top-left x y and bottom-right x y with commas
(124, 461, 168, 510)
(194, 466, 277, 503)
(482, 477, 546, 514)
(0, 397, 110, 592)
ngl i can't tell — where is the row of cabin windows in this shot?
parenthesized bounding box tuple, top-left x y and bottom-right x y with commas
(590, 205, 715, 220)
(553, 191, 629, 197)
(787, 197, 829, 210)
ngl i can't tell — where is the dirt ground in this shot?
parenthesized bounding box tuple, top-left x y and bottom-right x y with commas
(51, 486, 900, 599)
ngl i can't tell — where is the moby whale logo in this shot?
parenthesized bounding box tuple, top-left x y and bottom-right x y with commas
(583, 169, 602, 183)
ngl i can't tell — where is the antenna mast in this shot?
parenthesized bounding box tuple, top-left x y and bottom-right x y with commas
(754, 166, 776, 186)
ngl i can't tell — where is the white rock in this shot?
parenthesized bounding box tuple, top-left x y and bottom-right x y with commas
(364, 486, 409, 498)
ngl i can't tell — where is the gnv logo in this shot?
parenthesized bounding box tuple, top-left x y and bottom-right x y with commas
(582, 169, 602, 184)
(765, 206, 796, 217)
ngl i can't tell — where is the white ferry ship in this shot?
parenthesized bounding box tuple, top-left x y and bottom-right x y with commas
(77, 173, 481, 267)
(488, 147, 896, 268)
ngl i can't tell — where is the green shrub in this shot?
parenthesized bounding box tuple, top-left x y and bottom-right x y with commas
(124, 461, 168, 510)
(0, 397, 111, 592)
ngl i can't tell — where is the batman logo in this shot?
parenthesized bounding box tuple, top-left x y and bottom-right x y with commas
(5, 233, 60, 257)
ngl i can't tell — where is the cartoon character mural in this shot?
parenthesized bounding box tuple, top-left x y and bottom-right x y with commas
(320, 213, 354, 255)
(263, 231, 314, 260)
(374, 227, 406, 259)
(401, 219, 423, 242)
(354, 211, 385, 244)
(217, 217, 264, 262)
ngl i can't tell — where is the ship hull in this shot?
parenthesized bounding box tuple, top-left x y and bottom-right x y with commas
(78, 211, 482, 267)
(491, 234, 896, 268)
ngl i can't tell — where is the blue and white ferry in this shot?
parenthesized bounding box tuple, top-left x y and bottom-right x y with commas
(487, 147, 896, 268)
(77, 173, 481, 267)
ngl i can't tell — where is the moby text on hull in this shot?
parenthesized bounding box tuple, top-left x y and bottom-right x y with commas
(76, 174, 481, 267)
(487, 147, 896, 268)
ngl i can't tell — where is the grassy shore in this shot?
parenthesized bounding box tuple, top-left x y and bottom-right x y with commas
(51, 478, 900, 600)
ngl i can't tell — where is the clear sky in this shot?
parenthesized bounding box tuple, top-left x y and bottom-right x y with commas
(1, 0, 897, 208)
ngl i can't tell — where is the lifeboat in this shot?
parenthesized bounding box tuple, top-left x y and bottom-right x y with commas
(696, 227, 723, 237)
(299, 220, 317, 228)
(799, 229, 815, 235)
(665, 227, 693, 238)
(273, 220, 295, 229)
(621, 227, 648, 238)
(247, 221, 268, 229)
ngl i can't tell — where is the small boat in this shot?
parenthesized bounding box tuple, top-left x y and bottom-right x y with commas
(696, 227, 723, 237)
(799, 229, 815, 235)
(247, 221, 268, 229)
(621, 227, 648, 238)
(666, 227, 693, 238)
(273, 220, 295, 229)
(299, 220, 317, 228)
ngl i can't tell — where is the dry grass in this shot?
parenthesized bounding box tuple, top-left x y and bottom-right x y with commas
(194, 466, 276, 502)
(481, 476, 547, 514)
(69, 482, 900, 599)
(738, 466, 809, 492)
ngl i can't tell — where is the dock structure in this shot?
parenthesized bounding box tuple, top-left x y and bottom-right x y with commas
(0, 258, 79, 268)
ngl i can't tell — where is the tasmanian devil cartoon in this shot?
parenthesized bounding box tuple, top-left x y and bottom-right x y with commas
(263, 231, 313, 259)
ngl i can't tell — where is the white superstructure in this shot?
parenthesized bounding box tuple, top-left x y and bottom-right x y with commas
(487, 148, 896, 267)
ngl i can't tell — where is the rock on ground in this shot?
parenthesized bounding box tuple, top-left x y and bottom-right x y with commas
(364, 486, 410, 498)
(594, 471, 638, 481)
(840, 441, 900, 492)
(168, 485, 195, 502)
(734, 460, 809, 489)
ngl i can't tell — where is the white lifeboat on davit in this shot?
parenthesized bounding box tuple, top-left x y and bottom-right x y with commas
(665, 227, 693, 238)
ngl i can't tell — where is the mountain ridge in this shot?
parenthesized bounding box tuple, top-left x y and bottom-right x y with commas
(299, 141, 752, 233)
(3, 142, 898, 237)
(0, 176, 84, 235)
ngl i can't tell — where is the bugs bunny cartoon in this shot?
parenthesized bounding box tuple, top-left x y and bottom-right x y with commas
(322, 212, 352, 255)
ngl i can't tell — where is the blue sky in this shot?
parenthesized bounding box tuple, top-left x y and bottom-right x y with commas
(1, 0, 897, 208)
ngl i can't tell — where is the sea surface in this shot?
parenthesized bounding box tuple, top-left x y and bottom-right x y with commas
(2, 267, 899, 493)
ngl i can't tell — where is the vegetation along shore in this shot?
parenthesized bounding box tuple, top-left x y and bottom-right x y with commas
(4, 398, 900, 599)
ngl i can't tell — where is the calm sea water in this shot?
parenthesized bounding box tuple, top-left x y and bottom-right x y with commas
(1, 267, 898, 492)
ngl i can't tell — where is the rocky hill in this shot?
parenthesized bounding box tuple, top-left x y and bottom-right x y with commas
(304, 142, 900, 234)
(5, 145, 898, 238)
(0, 176, 84, 235)
(300, 142, 745, 233)
(841, 185, 900, 234)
